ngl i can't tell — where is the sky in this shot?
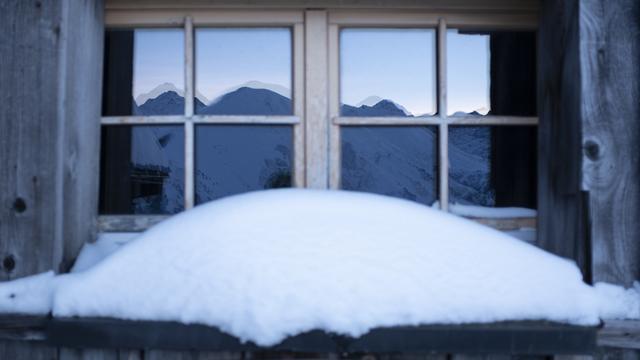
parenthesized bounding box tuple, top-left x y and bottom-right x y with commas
(340, 28, 436, 116)
(131, 28, 490, 115)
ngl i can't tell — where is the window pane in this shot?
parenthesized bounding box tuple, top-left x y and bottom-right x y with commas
(340, 29, 436, 117)
(195, 28, 292, 115)
(100, 126, 185, 214)
(102, 29, 185, 116)
(449, 126, 537, 209)
(195, 125, 293, 203)
(447, 30, 537, 116)
(341, 127, 437, 205)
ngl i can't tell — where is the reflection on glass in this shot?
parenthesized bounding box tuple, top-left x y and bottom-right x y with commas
(195, 28, 292, 115)
(449, 126, 537, 208)
(102, 28, 184, 116)
(341, 127, 437, 205)
(195, 125, 292, 203)
(447, 30, 537, 116)
(100, 126, 185, 214)
(340, 29, 436, 117)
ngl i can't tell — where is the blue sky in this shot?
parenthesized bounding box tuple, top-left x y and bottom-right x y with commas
(132, 28, 489, 115)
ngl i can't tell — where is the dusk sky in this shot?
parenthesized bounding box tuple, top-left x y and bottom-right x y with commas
(132, 28, 490, 115)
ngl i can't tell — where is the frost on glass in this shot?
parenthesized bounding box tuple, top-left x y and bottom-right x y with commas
(195, 28, 292, 115)
(449, 126, 537, 208)
(340, 28, 436, 117)
(341, 126, 437, 205)
(102, 28, 184, 116)
(99, 126, 185, 214)
(195, 125, 293, 203)
(447, 30, 537, 116)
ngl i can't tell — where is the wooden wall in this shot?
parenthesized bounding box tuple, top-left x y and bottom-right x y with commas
(0, 0, 103, 280)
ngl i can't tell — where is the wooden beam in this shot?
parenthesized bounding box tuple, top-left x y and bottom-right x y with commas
(98, 215, 169, 232)
(304, 10, 330, 189)
(580, 0, 640, 287)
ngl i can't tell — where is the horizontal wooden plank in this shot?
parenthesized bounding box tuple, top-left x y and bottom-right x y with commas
(106, 9, 303, 26)
(101, 115, 300, 126)
(0, 315, 47, 342)
(597, 320, 640, 350)
(329, 12, 537, 29)
(97, 215, 169, 232)
(334, 116, 538, 126)
(448, 116, 538, 126)
(101, 116, 185, 125)
(192, 115, 300, 124)
(46, 317, 597, 355)
(105, 0, 539, 12)
(471, 217, 537, 231)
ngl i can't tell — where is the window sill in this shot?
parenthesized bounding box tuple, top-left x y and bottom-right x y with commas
(0, 315, 602, 354)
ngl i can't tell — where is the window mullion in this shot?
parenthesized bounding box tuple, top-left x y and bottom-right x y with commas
(184, 16, 195, 209)
(438, 18, 449, 212)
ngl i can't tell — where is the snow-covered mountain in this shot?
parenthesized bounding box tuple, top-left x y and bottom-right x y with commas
(126, 86, 495, 213)
(135, 82, 209, 107)
(355, 96, 411, 116)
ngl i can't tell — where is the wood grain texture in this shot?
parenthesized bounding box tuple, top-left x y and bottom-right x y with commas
(537, 0, 590, 277)
(304, 10, 330, 189)
(0, 0, 103, 278)
(0, 0, 64, 280)
(579, 0, 640, 286)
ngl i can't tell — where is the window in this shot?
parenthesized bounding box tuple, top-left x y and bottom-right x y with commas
(99, 10, 537, 236)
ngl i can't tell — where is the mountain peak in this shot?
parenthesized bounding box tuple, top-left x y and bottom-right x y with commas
(136, 83, 209, 106)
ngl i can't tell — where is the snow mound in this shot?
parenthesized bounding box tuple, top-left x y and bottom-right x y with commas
(53, 189, 601, 345)
(0, 271, 55, 314)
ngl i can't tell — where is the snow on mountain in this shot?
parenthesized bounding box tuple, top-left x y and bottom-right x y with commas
(210, 81, 291, 105)
(355, 96, 411, 115)
(135, 82, 209, 107)
(200, 87, 292, 115)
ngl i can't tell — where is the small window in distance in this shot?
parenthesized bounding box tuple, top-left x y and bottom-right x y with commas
(447, 30, 537, 116)
(341, 126, 438, 205)
(195, 125, 293, 203)
(195, 28, 292, 115)
(340, 29, 437, 117)
(102, 29, 185, 116)
(449, 126, 537, 210)
(100, 126, 185, 214)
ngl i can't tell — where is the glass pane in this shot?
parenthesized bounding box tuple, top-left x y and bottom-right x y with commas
(447, 30, 537, 116)
(195, 28, 292, 115)
(102, 28, 184, 116)
(195, 125, 293, 203)
(99, 126, 185, 214)
(449, 126, 537, 209)
(340, 29, 436, 117)
(341, 126, 437, 205)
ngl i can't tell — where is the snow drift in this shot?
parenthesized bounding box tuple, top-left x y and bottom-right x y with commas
(50, 189, 603, 345)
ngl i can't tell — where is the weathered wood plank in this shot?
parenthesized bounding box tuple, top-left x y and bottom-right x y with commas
(536, 0, 590, 277)
(304, 10, 330, 189)
(579, 0, 640, 286)
(0, 0, 104, 278)
(598, 321, 640, 351)
(58, 0, 105, 271)
(0, 340, 56, 360)
(0, 0, 64, 280)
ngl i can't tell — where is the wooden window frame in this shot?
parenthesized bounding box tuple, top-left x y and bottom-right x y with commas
(100, 11, 305, 231)
(99, 9, 538, 233)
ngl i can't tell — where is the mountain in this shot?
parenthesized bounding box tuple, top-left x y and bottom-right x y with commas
(128, 86, 496, 212)
(341, 100, 408, 117)
(200, 87, 292, 115)
(215, 81, 291, 101)
(356, 96, 411, 115)
(135, 82, 209, 107)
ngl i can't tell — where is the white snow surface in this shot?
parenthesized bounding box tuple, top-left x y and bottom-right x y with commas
(71, 233, 140, 273)
(51, 189, 600, 345)
(0, 271, 56, 314)
(2, 190, 639, 345)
